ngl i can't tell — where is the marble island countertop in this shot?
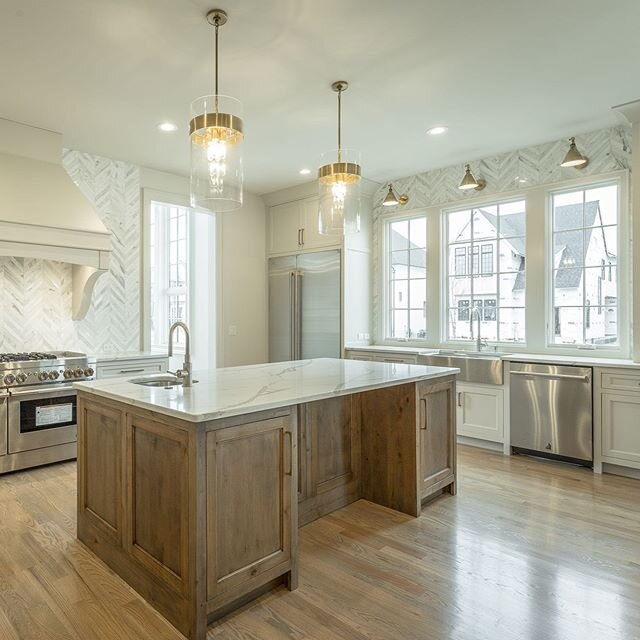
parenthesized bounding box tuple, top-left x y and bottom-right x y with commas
(74, 357, 459, 423)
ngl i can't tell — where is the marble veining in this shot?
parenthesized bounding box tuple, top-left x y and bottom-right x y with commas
(74, 358, 459, 424)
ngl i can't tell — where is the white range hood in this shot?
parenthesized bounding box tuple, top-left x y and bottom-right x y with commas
(0, 118, 111, 320)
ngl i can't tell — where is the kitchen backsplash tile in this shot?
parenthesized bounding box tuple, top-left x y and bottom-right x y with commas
(0, 150, 140, 353)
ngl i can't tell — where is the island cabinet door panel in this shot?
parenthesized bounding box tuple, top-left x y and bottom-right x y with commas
(418, 380, 456, 500)
(77, 398, 125, 542)
(206, 416, 295, 606)
(125, 414, 191, 595)
(299, 396, 361, 524)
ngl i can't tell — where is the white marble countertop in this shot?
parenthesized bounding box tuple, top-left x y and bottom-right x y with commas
(74, 358, 459, 423)
(91, 351, 168, 363)
(345, 344, 436, 355)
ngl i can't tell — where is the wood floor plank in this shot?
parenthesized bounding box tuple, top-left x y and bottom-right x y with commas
(0, 448, 639, 639)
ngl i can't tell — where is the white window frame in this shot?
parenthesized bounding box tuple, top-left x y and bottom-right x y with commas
(442, 196, 527, 346)
(545, 174, 629, 355)
(381, 210, 429, 342)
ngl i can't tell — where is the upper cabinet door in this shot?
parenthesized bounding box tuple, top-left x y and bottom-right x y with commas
(269, 201, 303, 255)
(300, 198, 338, 250)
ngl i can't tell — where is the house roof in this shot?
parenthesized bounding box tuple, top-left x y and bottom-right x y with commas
(390, 230, 426, 269)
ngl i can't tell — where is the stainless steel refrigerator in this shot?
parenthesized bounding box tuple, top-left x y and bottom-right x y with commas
(269, 250, 341, 362)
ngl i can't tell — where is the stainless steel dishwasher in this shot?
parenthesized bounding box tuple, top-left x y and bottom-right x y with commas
(510, 362, 593, 466)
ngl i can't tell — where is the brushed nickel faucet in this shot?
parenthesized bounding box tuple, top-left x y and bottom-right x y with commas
(470, 304, 488, 353)
(168, 321, 192, 387)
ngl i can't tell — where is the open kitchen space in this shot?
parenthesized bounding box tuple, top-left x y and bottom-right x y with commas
(2, 1, 640, 639)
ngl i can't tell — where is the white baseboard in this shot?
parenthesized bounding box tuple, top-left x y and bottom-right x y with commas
(457, 435, 504, 452)
(602, 463, 640, 480)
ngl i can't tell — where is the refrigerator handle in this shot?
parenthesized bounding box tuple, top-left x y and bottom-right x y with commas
(289, 271, 296, 359)
(295, 270, 303, 359)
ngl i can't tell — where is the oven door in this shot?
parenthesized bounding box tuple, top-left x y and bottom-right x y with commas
(8, 385, 77, 454)
(0, 393, 7, 456)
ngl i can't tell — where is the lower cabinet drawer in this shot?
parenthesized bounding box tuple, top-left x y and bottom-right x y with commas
(96, 358, 168, 379)
(601, 371, 640, 393)
(456, 384, 504, 443)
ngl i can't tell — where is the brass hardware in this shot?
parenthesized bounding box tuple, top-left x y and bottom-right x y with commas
(458, 164, 486, 191)
(318, 162, 361, 183)
(457, 392, 463, 407)
(382, 184, 409, 206)
(560, 136, 589, 168)
(189, 112, 244, 140)
(300, 228, 305, 246)
(206, 8, 228, 26)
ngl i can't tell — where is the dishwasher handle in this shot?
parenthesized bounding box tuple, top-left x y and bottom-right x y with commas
(511, 370, 590, 382)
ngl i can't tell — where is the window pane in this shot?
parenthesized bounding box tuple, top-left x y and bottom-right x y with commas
(498, 237, 526, 272)
(390, 310, 409, 339)
(478, 317, 498, 342)
(480, 244, 494, 274)
(553, 230, 583, 268)
(553, 191, 583, 229)
(473, 272, 497, 298)
(448, 308, 471, 339)
(499, 308, 525, 343)
(448, 276, 471, 308)
(409, 217, 427, 248)
(390, 220, 409, 250)
(499, 272, 525, 306)
(390, 251, 409, 278)
(552, 307, 584, 344)
(584, 226, 616, 266)
(499, 200, 526, 234)
(409, 309, 426, 339)
(409, 279, 426, 310)
(391, 280, 408, 308)
(585, 184, 618, 226)
(448, 209, 471, 244)
(472, 206, 498, 241)
(553, 268, 584, 306)
(409, 248, 426, 278)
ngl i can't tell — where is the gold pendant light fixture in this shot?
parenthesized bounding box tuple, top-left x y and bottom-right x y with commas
(189, 9, 243, 212)
(318, 81, 362, 235)
(560, 136, 589, 168)
(382, 184, 409, 207)
(458, 163, 486, 191)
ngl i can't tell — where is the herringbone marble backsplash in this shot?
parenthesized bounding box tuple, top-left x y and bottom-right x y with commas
(0, 150, 140, 353)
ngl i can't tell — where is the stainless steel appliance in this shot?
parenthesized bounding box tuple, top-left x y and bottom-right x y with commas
(510, 361, 593, 465)
(0, 352, 96, 473)
(269, 250, 341, 362)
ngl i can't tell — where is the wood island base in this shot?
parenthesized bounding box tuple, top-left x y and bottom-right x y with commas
(77, 376, 456, 639)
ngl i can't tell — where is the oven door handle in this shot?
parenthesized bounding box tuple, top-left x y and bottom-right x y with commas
(9, 385, 76, 397)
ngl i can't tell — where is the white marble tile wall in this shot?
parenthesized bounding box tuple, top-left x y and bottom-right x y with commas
(0, 150, 140, 353)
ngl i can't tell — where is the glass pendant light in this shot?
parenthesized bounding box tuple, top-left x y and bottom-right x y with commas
(190, 9, 243, 212)
(560, 137, 588, 168)
(318, 81, 362, 235)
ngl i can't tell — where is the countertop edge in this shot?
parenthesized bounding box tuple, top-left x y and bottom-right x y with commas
(75, 368, 459, 424)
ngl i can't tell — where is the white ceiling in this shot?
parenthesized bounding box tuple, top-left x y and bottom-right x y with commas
(1, 0, 639, 194)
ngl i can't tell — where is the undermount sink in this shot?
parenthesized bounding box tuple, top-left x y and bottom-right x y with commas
(129, 374, 180, 388)
(418, 351, 504, 384)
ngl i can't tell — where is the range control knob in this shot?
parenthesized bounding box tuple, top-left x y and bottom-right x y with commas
(63, 369, 74, 379)
(49, 371, 60, 380)
(74, 368, 84, 378)
(4, 374, 15, 385)
(39, 372, 49, 381)
(15, 373, 27, 384)
(84, 367, 95, 377)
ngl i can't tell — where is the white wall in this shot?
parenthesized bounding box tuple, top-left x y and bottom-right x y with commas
(217, 192, 268, 366)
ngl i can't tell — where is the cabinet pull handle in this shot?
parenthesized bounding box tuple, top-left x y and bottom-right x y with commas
(420, 398, 427, 430)
(457, 392, 462, 407)
(300, 228, 305, 247)
(284, 431, 293, 476)
(120, 368, 145, 374)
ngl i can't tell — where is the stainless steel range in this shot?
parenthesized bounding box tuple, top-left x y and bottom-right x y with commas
(0, 351, 96, 474)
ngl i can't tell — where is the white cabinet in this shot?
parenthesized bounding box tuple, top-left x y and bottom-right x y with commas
(96, 356, 168, 380)
(268, 198, 337, 255)
(456, 383, 504, 443)
(345, 349, 418, 364)
(601, 392, 640, 465)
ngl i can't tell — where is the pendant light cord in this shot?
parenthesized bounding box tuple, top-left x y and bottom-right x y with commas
(214, 19, 219, 113)
(337, 87, 342, 162)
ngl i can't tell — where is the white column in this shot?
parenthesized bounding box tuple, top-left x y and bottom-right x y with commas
(612, 100, 640, 362)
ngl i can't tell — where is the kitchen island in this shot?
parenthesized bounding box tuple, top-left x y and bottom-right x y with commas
(74, 358, 458, 639)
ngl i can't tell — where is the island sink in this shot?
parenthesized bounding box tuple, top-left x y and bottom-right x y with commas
(75, 358, 458, 639)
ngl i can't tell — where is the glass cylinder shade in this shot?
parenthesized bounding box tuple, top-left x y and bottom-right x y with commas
(190, 95, 243, 213)
(318, 150, 362, 236)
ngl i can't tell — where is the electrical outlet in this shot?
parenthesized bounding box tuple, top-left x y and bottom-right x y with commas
(228, 325, 237, 336)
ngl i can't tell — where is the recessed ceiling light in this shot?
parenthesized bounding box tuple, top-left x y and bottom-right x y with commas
(299, 168, 311, 175)
(427, 126, 448, 136)
(158, 122, 178, 132)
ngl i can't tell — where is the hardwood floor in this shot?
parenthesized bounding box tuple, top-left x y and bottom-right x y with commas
(1, 446, 638, 640)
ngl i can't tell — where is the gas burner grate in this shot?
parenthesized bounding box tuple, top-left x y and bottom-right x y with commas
(0, 352, 59, 363)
